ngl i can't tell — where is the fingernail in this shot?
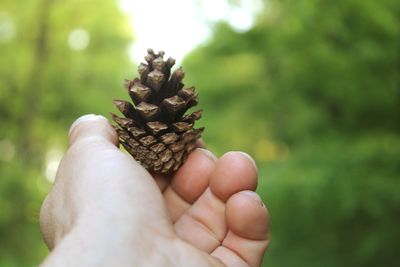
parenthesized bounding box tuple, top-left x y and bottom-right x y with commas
(196, 148, 217, 162)
(237, 152, 257, 171)
(240, 190, 265, 207)
(68, 114, 99, 137)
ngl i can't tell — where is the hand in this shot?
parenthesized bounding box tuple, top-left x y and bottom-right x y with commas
(40, 115, 269, 267)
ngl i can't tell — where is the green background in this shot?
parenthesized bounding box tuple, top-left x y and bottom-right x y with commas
(0, 0, 399, 266)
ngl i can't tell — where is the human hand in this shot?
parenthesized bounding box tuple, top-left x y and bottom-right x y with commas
(40, 115, 269, 267)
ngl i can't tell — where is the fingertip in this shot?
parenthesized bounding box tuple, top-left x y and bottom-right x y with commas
(68, 115, 119, 146)
(195, 139, 207, 149)
(226, 190, 269, 240)
(236, 151, 257, 172)
(239, 190, 265, 208)
(170, 148, 217, 203)
(68, 114, 98, 136)
(219, 191, 269, 267)
(195, 148, 217, 162)
(210, 151, 258, 201)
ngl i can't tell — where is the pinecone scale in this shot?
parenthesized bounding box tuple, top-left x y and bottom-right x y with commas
(112, 49, 204, 173)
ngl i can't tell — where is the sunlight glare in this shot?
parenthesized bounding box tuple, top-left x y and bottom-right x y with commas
(118, 0, 263, 63)
(44, 148, 64, 183)
(0, 12, 16, 43)
(68, 28, 90, 51)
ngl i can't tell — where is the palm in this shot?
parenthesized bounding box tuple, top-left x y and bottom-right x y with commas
(40, 117, 268, 267)
(153, 149, 269, 267)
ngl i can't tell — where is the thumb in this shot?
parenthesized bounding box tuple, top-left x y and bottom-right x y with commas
(68, 114, 119, 146)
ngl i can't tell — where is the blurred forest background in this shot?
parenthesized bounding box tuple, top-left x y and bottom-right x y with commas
(0, 0, 399, 266)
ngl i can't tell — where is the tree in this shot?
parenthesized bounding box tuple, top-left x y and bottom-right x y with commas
(184, 0, 400, 266)
(0, 0, 133, 265)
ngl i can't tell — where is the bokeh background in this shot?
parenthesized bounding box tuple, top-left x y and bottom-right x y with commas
(0, 0, 399, 266)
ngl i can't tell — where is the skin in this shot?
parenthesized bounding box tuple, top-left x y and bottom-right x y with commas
(39, 114, 269, 267)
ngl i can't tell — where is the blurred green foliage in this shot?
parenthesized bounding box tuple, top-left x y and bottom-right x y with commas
(0, 0, 399, 266)
(184, 0, 400, 266)
(0, 0, 133, 266)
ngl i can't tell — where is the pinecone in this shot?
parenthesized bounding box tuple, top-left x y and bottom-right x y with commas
(111, 49, 204, 173)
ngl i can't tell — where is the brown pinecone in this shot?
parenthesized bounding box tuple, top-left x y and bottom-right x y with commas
(111, 49, 204, 173)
